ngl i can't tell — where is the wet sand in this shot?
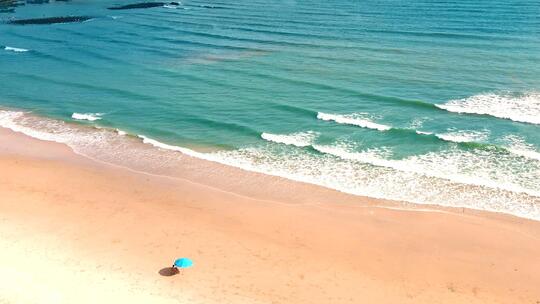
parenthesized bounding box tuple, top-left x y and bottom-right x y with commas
(1, 127, 539, 304)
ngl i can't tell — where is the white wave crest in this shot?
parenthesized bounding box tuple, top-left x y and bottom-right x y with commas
(212, 143, 540, 220)
(317, 112, 391, 131)
(4, 46, 29, 53)
(408, 117, 429, 129)
(312, 143, 540, 198)
(436, 92, 540, 125)
(503, 135, 540, 161)
(509, 148, 540, 161)
(124, 134, 540, 219)
(435, 129, 489, 143)
(138, 135, 189, 153)
(72, 113, 103, 121)
(0, 110, 66, 143)
(261, 131, 318, 147)
(137, 135, 210, 160)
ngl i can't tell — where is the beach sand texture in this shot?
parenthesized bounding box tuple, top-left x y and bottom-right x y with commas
(1, 127, 540, 304)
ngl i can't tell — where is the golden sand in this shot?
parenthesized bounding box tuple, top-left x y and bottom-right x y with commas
(1, 128, 539, 303)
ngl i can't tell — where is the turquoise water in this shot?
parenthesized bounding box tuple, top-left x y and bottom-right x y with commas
(1, 0, 539, 218)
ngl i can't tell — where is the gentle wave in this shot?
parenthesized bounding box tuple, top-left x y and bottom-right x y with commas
(422, 129, 540, 161)
(140, 134, 540, 212)
(0, 109, 189, 167)
(434, 129, 489, 143)
(4, 46, 29, 53)
(0, 110, 69, 143)
(503, 135, 540, 161)
(408, 117, 427, 130)
(410, 129, 540, 161)
(140, 132, 540, 198)
(508, 147, 540, 162)
(312, 143, 539, 197)
(138, 135, 199, 156)
(211, 144, 540, 220)
(317, 111, 493, 145)
(317, 112, 391, 131)
(316, 112, 539, 160)
(436, 92, 540, 125)
(261, 131, 318, 147)
(72, 113, 103, 121)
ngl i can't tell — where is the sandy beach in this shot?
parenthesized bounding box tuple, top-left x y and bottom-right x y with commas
(1, 126, 540, 304)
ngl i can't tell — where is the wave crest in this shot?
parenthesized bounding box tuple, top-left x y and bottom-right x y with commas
(503, 135, 540, 161)
(436, 92, 540, 125)
(312, 142, 540, 198)
(261, 131, 318, 147)
(317, 112, 391, 131)
(4, 46, 29, 52)
(434, 129, 490, 143)
(72, 113, 103, 121)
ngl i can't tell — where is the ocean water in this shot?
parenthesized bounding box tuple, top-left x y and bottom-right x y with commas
(1, 0, 539, 219)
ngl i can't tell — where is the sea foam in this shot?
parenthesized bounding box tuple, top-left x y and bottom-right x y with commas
(0, 110, 68, 143)
(137, 134, 540, 200)
(436, 92, 540, 125)
(317, 112, 391, 131)
(72, 113, 103, 121)
(434, 129, 490, 143)
(211, 143, 540, 220)
(4, 46, 29, 53)
(261, 131, 318, 147)
(312, 142, 539, 197)
(1, 109, 539, 221)
(503, 135, 540, 161)
(139, 135, 192, 154)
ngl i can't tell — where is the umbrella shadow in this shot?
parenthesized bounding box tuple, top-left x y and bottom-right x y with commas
(158, 267, 179, 276)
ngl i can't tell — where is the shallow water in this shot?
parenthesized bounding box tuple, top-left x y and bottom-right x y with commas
(1, 0, 539, 219)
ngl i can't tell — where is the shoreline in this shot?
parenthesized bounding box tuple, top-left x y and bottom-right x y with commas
(1, 127, 540, 303)
(1, 109, 538, 221)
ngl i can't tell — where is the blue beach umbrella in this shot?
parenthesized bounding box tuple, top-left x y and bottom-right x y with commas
(174, 258, 194, 268)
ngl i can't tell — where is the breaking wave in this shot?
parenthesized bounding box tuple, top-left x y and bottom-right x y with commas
(434, 129, 490, 143)
(317, 112, 391, 131)
(312, 142, 539, 197)
(503, 135, 540, 161)
(4, 46, 29, 52)
(436, 92, 540, 125)
(261, 131, 318, 147)
(72, 113, 103, 121)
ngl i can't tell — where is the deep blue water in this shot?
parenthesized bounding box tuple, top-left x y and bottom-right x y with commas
(1, 0, 539, 218)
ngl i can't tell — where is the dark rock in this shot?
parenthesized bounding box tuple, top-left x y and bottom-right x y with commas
(107, 2, 166, 10)
(8, 16, 93, 25)
(107, 2, 180, 10)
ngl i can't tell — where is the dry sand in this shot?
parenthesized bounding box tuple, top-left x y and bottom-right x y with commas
(1, 127, 539, 304)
